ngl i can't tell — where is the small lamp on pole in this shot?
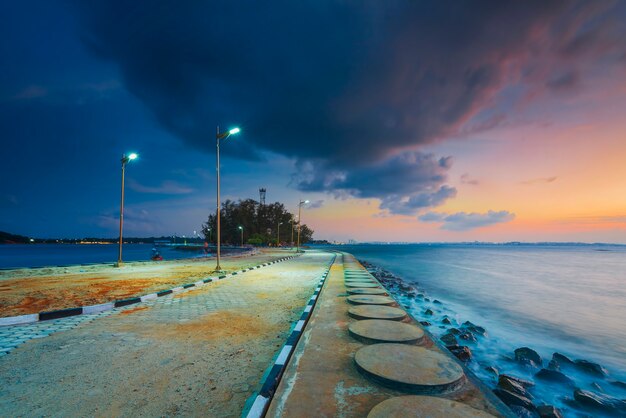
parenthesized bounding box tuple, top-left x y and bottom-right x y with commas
(238, 225, 244, 248)
(296, 200, 309, 253)
(116, 152, 138, 267)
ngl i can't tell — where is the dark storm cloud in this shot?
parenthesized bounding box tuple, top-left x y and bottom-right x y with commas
(419, 210, 515, 231)
(70, 0, 626, 213)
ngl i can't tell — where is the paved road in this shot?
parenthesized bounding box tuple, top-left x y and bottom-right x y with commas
(0, 251, 332, 417)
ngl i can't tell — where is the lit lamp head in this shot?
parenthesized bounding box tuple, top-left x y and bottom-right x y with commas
(122, 152, 138, 164)
(238, 226, 243, 230)
(217, 127, 241, 140)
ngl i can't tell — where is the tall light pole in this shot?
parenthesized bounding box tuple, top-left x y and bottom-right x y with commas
(277, 222, 283, 247)
(214, 126, 241, 272)
(296, 200, 309, 253)
(291, 215, 297, 248)
(116, 152, 138, 267)
(238, 225, 244, 247)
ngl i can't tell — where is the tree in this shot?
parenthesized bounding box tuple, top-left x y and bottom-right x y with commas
(201, 199, 314, 246)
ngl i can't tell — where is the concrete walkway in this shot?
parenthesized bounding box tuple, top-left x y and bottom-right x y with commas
(0, 251, 332, 417)
(266, 253, 512, 418)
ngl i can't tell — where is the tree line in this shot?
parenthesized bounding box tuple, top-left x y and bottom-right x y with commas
(201, 199, 314, 246)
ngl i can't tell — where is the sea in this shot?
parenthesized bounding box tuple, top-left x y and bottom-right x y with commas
(0, 243, 208, 269)
(329, 243, 626, 416)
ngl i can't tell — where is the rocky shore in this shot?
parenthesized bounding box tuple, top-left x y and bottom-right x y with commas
(360, 260, 626, 418)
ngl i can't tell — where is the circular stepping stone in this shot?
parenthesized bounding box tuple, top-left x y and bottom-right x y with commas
(348, 305, 405, 320)
(368, 396, 496, 418)
(355, 344, 465, 393)
(347, 295, 395, 305)
(349, 320, 424, 344)
(345, 282, 381, 289)
(347, 288, 388, 296)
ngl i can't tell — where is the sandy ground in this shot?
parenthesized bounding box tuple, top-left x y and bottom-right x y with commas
(0, 248, 293, 317)
(0, 251, 332, 417)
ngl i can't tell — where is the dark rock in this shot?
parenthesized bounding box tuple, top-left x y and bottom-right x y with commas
(500, 374, 535, 388)
(493, 388, 537, 412)
(515, 347, 542, 367)
(416, 293, 424, 298)
(448, 327, 461, 335)
(498, 375, 534, 399)
(458, 331, 477, 342)
(552, 352, 573, 365)
(440, 333, 457, 346)
(441, 317, 452, 325)
(536, 405, 563, 418)
(534, 369, 575, 386)
(485, 366, 499, 378)
(424, 308, 434, 316)
(509, 405, 539, 418)
(609, 380, 626, 390)
(433, 299, 442, 304)
(573, 388, 626, 415)
(462, 321, 487, 336)
(574, 360, 608, 377)
(419, 321, 431, 327)
(448, 345, 472, 361)
(547, 360, 560, 371)
(424, 297, 431, 302)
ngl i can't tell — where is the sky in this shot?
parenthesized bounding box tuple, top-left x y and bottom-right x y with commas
(1, 0, 625, 243)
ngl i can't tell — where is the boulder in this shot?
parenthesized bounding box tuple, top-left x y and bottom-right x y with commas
(498, 375, 534, 399)
(448, 345, 472, 362)
(440, 333, 457, 346)
(500, 374, 535, 388)
(515, 347, 542, 368)
(462, 321, 487, 336)
(419, 321, 431, 327)
(448, 327, 461, 335)
(441, 317, 452, 325)
(573, 389, 626, 415)
(574, 359, 608, 377)
(534, 369, 575, 387)
(509, 405, 539, 418)
(536, 405, 563, 418)
(609, 380, 626, 390)
(424, 308, 434, 316)
(552, 352, 573, 365)
(547, 360, 560, 371)
(485, 366, 499, 378)
(433, 299, 442, 304)
(458, 331, 477, 342)
(493, 388, 537, 413)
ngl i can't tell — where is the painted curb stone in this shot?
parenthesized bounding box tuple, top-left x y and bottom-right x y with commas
(348, 305, 406, 320)
(355, 344, 465, 393)
(347, 295, 395, 305)
(367, 396, 496, 418)
(347, 288, 388, 296)
(349, 319, 424, 344)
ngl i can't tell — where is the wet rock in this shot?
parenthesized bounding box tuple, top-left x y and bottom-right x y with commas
(447, 345, 472, 361)
(534, 369, 575, 387)
(498, 375, 534, 399)
(433, 299, 442, 304)
(536, 405, 563, 418)
(424, 297, 431, 302)
(552, 352, 573, 365)
(441, 317, 452, 325)
(514, 347, 542, 368)
(419, 321, 431, 327)
(500, 374, 535, 388)
(574, 359, 608, 377)
(573, 388, 626, 415)
(440, 333, 457, 346)
(416, 293, 424, 299)
(547, 360, 560, 371)
(493, 388, 537, 413)
(485, 366, 499, 378)
(609, 380, 626, 390)
(424, 308, 434, 316)
(458, 331, 477, 342)
(509, 405, 539, 418)
(462, 321, 487, 336)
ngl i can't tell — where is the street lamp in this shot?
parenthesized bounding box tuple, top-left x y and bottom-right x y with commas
(214, 126, 241, 272)
(238, 225, 244, 247)
(116, 152, 138, 267)
(296, 200, 309, 253)
(291, 215, 297, 248)
(277, 222, 283, 247)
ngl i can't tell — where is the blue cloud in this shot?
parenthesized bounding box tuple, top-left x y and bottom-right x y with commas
(419, 210, 515, 231)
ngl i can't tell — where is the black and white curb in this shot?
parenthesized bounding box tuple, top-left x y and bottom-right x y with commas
(245, 253, 338, 418)
(0, 255, 301, 327)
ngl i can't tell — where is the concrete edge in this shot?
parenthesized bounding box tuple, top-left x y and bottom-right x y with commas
(0, 254, 301, 328)
(242, 252, 337, 418)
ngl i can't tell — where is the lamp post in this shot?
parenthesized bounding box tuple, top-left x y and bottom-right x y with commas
(214, 126, 241, 272)
(207, 228, 212, 243)
(238, 225, 244, 247)
(277, 222, 283, 247)
(296, 200, 309, 253)
(291, 215, 297, 248)
(116, 152, 138, 267)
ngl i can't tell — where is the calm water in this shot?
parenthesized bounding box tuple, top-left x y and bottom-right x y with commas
(0, 243, 208, 269)
(331, 244, 626, 414)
